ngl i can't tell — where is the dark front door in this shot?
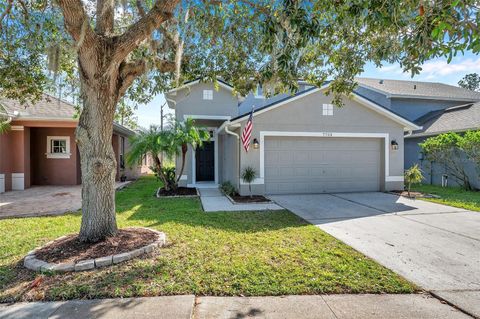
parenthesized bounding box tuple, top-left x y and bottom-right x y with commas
(196, 141, 215, 182)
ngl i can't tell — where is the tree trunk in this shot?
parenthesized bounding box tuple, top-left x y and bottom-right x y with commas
(76, 80, 118, 243)
(176, 143, 187, 184)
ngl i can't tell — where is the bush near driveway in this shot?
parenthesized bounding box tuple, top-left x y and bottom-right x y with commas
(0, 176, 415, 302)
(412, 184, 480, 212)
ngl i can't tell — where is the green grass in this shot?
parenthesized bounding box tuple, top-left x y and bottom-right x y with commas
(412, 184, 480, 212)
(0, 176, 415, 302)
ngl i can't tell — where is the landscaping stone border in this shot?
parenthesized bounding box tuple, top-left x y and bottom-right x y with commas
(156, 187, 200, 198)
(23, 228, 166, 272)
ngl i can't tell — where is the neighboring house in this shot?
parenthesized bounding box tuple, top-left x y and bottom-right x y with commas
(0, 94, 145, 193)
(166, 79, 420, 195)
(405, 102, 480, 189)
(354, 78, 480, 189)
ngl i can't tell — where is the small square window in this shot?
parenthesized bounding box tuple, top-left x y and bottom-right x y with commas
(51, 139, 67, 153)
(203, 90, 213, 100)
(322, 104, 334, 116)
(46, 136, 71, 159)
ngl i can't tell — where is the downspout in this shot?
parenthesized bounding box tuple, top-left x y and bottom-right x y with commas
(224, 123, 241, 191)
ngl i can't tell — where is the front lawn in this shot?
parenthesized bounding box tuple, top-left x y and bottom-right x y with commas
(412, 184, 480, 212)
(0, 176, 415, 302)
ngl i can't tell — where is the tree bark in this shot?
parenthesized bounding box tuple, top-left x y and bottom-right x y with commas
(176, 143, 187, 183)
(76, 66, 119, 242)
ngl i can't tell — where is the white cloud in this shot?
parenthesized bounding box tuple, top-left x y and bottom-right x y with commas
(421, 58, 480, 77)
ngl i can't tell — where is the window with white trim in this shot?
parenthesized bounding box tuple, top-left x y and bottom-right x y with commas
(46, 136, 71, 159)
(203, 89, 213, 100)
(322, 103, 334, 116)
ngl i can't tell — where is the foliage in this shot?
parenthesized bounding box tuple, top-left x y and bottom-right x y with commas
(412, 184, 480, 212)
(0, 103, 11, 134)
(404, 164, 424, 197)
(420, 132, 471, 190)
(241, 166, 257, 197)
(172, 118, 210, 184)
(150, 165, 177, 191)
(458, 73, 480, 91)
(115, 99, 138, 130)
(459, 130, 480, 167)
(127, 125, 177, 190)
(220, 181, 237, 197)
(2, 1, 480, 105)
(420, 131, 480, 190)
(0, 176, 415, 301)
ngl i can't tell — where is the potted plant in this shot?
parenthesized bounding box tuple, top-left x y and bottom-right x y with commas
(241, 166, 257, 198)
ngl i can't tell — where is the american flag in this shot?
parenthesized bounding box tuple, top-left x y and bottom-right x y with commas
(241, 108, 254, 152)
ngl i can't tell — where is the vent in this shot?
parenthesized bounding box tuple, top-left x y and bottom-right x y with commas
(379, 79, 384, 84)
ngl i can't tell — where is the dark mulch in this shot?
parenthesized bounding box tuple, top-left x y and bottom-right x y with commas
(157, 187, 197, 197)
(230, 194, 271, 203)
(390, 190, 440, 199)
(34, 228, 158, 264)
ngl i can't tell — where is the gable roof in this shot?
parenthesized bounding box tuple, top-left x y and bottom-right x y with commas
(166, 78, 234, 95)
(356, 78, 480, 102)
(1, 94, 77, 120)
(1, 94, 137, 135)
(408, 102, 480, 137)
(230, 84, 421, 131)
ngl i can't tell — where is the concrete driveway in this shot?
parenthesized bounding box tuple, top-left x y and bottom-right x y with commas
(270, 192, 480, 318)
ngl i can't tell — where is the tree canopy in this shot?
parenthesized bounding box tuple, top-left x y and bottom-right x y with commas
(458, 73, 480, 91)
(2, 0, 480, 106)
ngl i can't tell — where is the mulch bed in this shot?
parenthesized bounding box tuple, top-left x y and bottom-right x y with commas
(34, 228, 158, 264)
(157, 187, 197, 196)
(390, 190, 424, 198)
(230, 194, 271, 203)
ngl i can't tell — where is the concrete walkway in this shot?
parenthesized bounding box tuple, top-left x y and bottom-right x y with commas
(0, 181, 131, 219)
(199, 188, 282, 212)
(270, 192, 480, 318)
(0, 294, 471, 319)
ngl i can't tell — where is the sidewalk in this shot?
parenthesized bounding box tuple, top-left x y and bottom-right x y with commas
(199, 188, 282, 212)
(0, 294, 471, 319)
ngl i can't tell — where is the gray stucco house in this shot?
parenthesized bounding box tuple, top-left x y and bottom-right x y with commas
(166, 78, 421, 195)
(353, 78, 480, 189)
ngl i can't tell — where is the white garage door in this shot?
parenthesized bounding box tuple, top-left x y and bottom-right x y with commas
(265, 136, 381, 194)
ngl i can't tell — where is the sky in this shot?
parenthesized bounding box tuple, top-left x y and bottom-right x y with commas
(134, 51, 480, 128)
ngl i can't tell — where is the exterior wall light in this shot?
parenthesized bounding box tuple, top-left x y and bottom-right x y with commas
(391, 140, 399, 151)
(253, 138, 259, 149)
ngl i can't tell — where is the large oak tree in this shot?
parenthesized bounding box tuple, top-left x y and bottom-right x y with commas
(1, 0, 479, 242)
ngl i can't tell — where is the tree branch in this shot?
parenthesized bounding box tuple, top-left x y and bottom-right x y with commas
(57, 0, 97, 49)
(96, 0, 115, 35)
(118, 58, 175, 97)
(114, 0, 180, 63)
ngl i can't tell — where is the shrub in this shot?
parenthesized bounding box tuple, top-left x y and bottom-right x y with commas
(404, 164, 423, 197)
(151, 165, 176, 190)
(241, 166, 257, 198)
(220, 181, 237, 197)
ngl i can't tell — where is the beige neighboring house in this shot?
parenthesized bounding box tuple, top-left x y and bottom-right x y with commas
(165, 79, 421, 196)
(0, 94, 148, 193)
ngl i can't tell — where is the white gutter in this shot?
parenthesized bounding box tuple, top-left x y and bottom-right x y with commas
(222, 121, 241, 190)
(404, 130, 413, 137)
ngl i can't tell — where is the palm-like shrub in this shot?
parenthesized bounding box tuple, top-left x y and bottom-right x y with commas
(172, 118, 210, 183)
(241, 166, 257, 198)
(404, 164, 423, 197)
(0, 103, 11, 134)
(127, 125, 177, 190)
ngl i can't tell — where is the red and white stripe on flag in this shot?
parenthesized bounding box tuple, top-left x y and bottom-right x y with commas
(241, 110, 254, 152)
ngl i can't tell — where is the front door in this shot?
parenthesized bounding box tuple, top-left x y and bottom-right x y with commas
(196, 141, 215, 182)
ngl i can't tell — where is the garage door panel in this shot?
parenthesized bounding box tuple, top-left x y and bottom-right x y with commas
(265, 137, 381, 194)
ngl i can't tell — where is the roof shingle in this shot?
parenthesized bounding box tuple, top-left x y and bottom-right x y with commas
(1, 94, 77, 119)
(412, 102, 480, 136)
(356, 78, 480, 101)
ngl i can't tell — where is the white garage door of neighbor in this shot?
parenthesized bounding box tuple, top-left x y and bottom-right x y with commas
(264, 136, 382, 194)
